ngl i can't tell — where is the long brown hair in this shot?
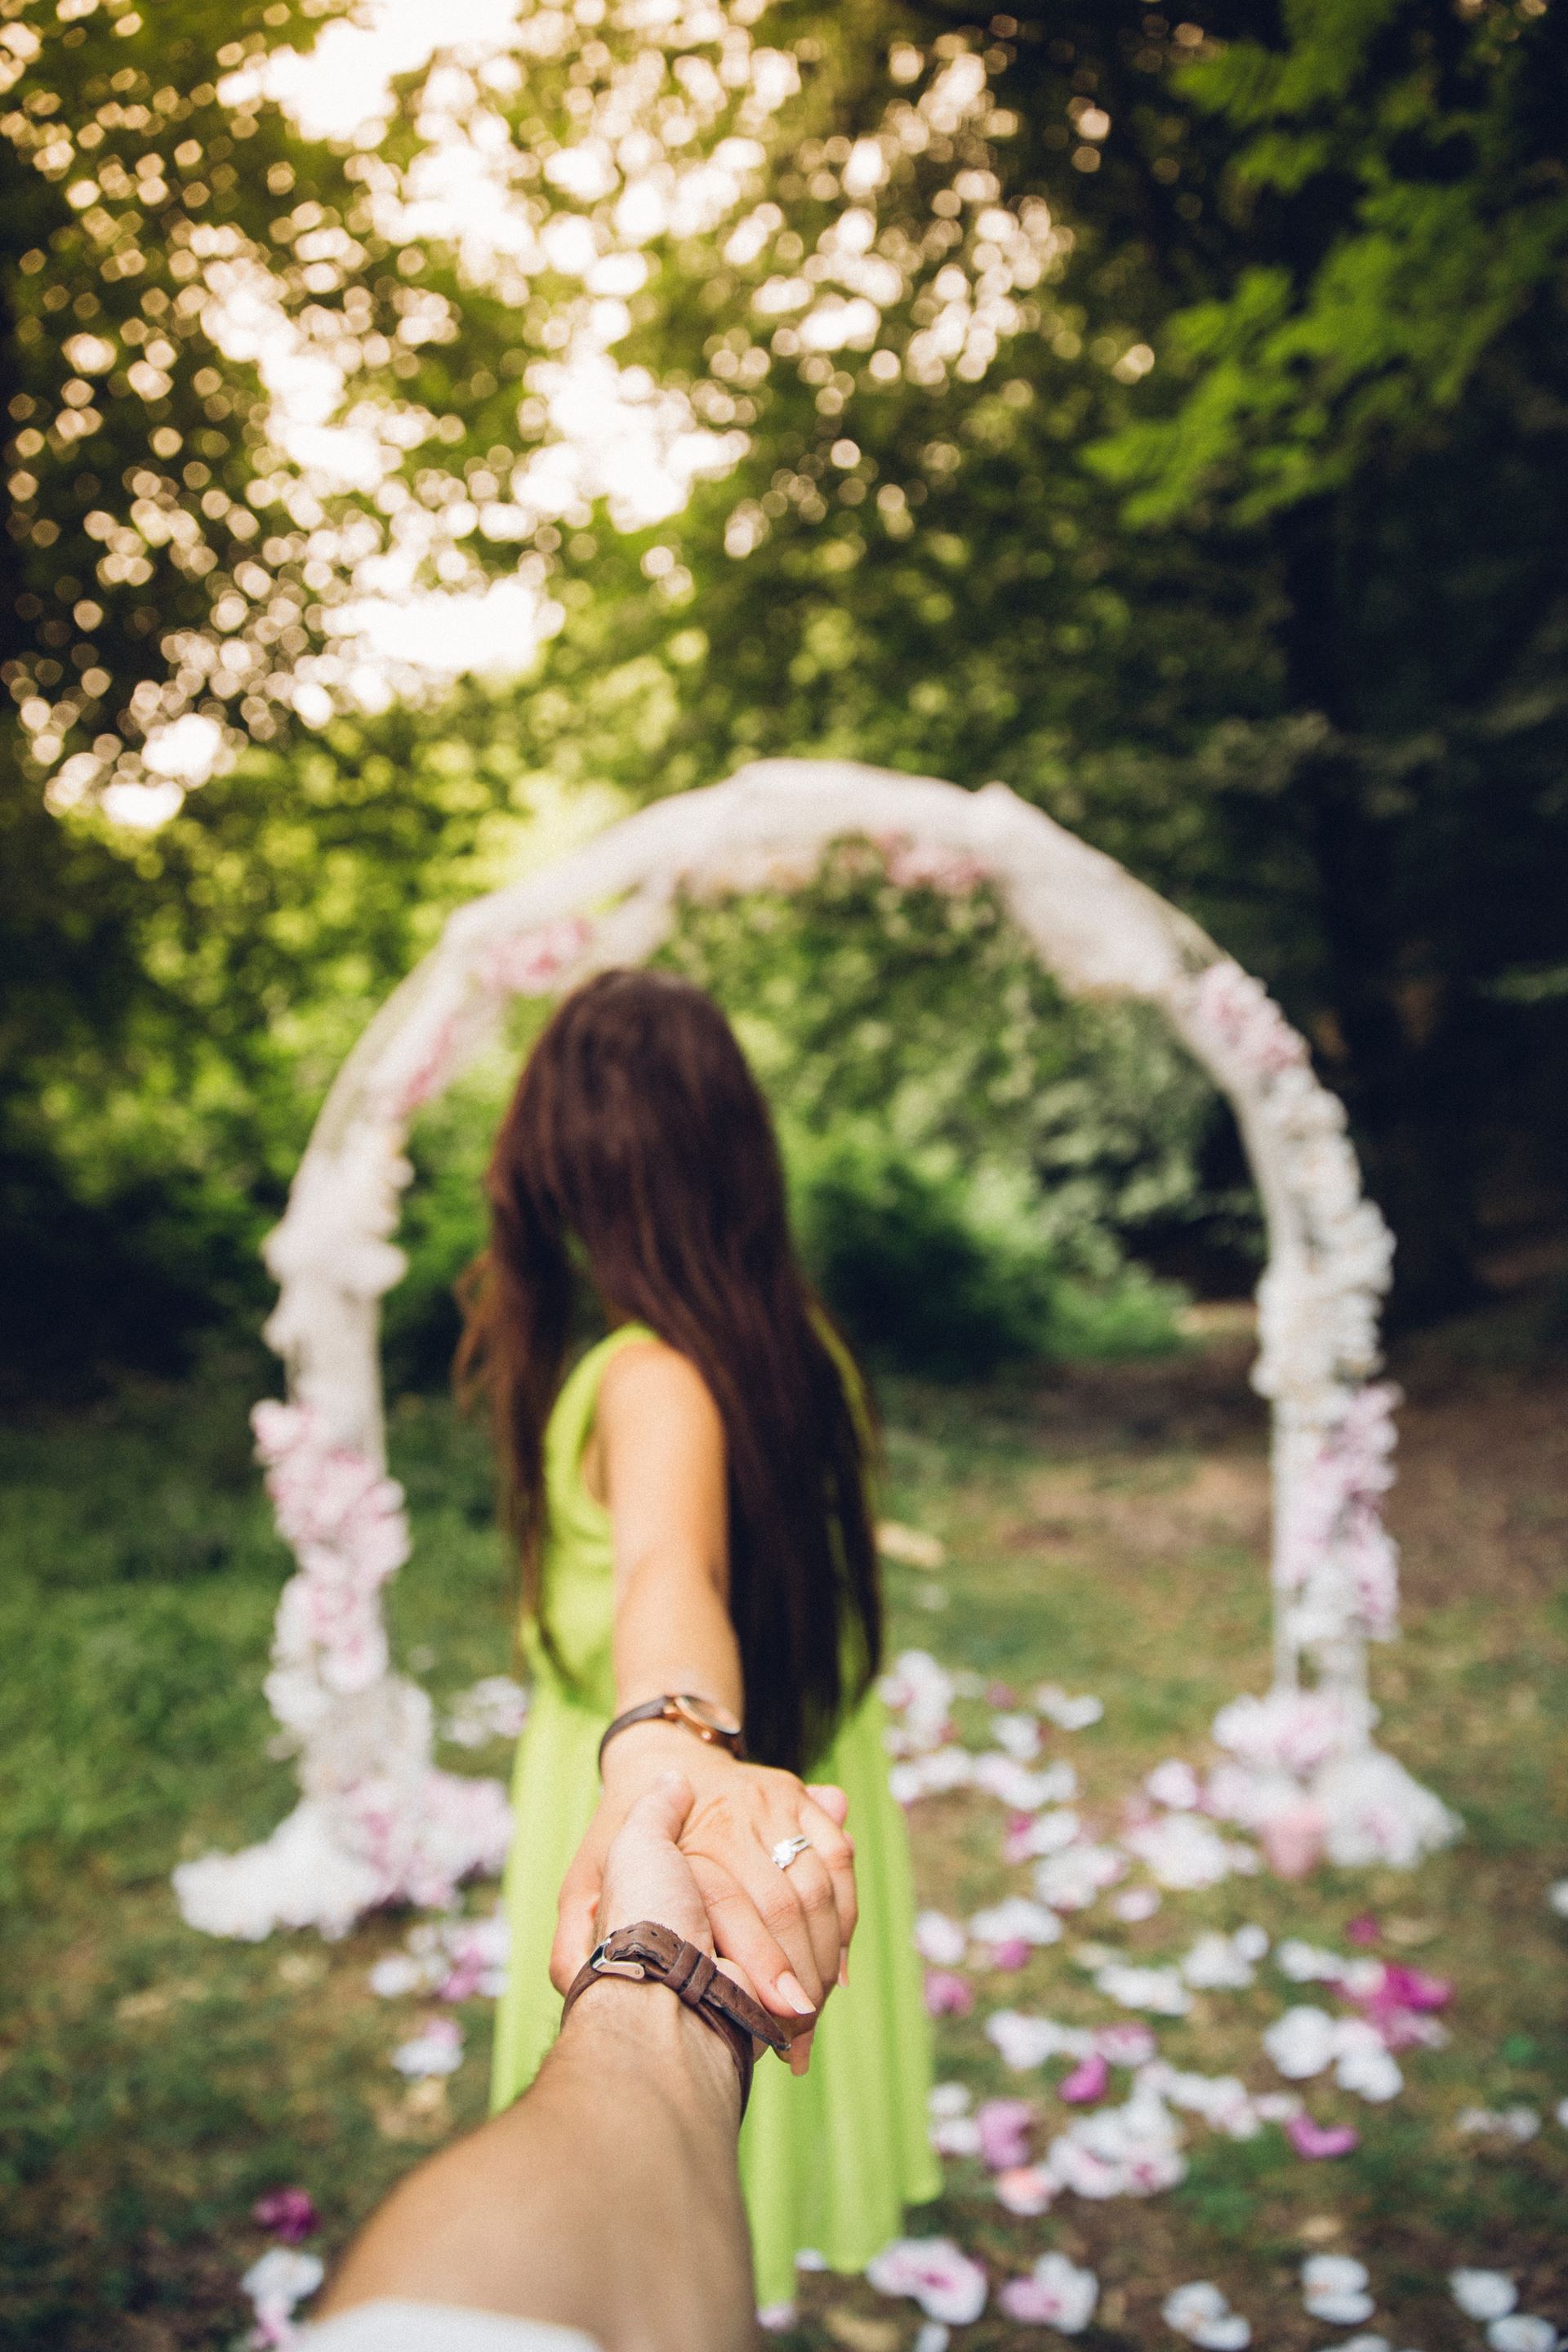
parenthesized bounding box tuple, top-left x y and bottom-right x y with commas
(455, 966, 882, 1775)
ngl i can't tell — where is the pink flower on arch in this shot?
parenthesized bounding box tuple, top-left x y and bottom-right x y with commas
(481, 915, 593, 1000)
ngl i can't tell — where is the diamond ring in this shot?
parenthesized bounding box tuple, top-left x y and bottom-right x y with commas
(770, 1834, 813, 1871)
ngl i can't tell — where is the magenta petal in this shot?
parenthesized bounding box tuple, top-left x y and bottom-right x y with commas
(252, 2186, 319, 2243)
(1286, 2114, 1360, 2159)
(1382, 1962, 1452, 2011)
(1058, 2052, 1110, 2105)
(924, 1969, 975, 2018)
(1346, 1912, 1381, 1946)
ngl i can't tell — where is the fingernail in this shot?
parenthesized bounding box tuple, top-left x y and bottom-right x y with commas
(838, 1955, 849, 1989)
(777, 1971, 816, 2017)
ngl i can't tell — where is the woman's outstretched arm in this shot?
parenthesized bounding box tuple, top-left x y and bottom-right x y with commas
(550, 1339, 856, 2057)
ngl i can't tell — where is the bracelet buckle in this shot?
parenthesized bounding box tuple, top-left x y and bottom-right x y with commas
(587, 1939, 648, 1981)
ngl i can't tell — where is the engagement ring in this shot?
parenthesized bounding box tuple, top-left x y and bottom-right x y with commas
(770, 1834, 813, 1870)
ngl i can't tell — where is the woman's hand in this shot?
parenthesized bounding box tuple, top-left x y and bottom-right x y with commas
(551, 1728, 856, 2073)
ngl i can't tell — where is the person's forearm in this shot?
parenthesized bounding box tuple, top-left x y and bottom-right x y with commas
(318, 1980, 757, 2352)
(612, 1541, 743, 1724)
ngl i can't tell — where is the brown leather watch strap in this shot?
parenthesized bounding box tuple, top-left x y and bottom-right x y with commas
(597, 1695, 746, 1773)
(560, 1920, 791, 2119)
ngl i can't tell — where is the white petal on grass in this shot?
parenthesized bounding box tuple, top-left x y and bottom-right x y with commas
(1451, 2273, 1519, 2323)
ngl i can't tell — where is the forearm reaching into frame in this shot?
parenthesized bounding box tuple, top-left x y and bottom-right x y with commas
(314, 1779, 763, 2352)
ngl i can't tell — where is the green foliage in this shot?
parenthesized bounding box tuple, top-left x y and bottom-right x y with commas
(791, 1127, 1183, 1378)
(663, 846, 1234, 1267)
(7, 0, 1568, 1387)
(1091, 4, 1568, 522)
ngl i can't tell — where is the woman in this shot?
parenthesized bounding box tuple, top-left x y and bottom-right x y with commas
(458, 966, 938, 2311)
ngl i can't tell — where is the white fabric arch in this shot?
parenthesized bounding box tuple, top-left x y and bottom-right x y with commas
(175, 760, 1457, 1940)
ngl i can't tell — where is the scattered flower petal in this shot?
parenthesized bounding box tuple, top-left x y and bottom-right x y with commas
(1456, 2105, 1540, 2141)
(1287, 2115, 1360, 2159)
(1058, 2053, 1109, 2105)
(251, 2188, 318, 2243)
(391, 2016, 462, 2077)
(1164, 2284, 1234, 2342)
(1034, 1685, 1103, 1731)
(1486, 2319, 1559, 2352)
(924, 1969, 974, 2018)
(969, 1896, 1062, 1948)
(1113, 1886, 1162, 1923)
(1159, 2283, 1254, 2352)
(241, 2249, 325, 2313)
(1094, 1962, 1192, 2016)
(1182, 1930, 1260, 1990)
(368, 1953, 427, 1998)
(1266, 2006, 1339, 2078)
(1303, 2256, 1370, 2296)
(914, 1910, 968, 1966)
(1451, 2272, 1518, 2323)
(992, 1711, 1043, 1761)
(866, 2238, 987, 2327)
(987, 2010, 1094, 2071)
(1146, 1758, 1202, 1810)
(998, 2252, 1098, 2333)
(1121, 1812, 1241, 1891)
(994, 2163, 1056, 2215)
(975, 2097, 1036, 2172)
(1306, 2292, 1377, 2325)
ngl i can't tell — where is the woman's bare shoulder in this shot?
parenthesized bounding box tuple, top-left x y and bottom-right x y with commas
(597, 1334, 720, 1428)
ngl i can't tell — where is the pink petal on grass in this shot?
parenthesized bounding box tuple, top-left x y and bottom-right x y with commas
(251, 2189, 318, 2243)
(1379, 1962, 1451, 2012)
(1259, 1802, 1325, 1880)
(976, 2098, 1036, 2171)
(1058, 2053, 1109, 2105)
(1346, 1913, 1381, 1946)
(994, 2164, 1057, 2216)
(1286, 2114, 1360, 2159)
(924, 1969, 975, 2018)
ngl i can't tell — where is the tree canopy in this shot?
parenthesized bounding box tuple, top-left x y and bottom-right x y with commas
(6, 0, 1567, 1389)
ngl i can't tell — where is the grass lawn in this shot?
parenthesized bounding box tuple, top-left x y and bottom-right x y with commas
(2, 1321, 1565, 2351)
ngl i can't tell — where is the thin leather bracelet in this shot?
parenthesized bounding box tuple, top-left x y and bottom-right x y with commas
(560, 1919, 791, 2119)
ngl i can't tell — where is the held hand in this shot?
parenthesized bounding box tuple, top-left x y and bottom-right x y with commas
(551, 1733, 856, 2074)
(588, 1771, 809, 2067)
(595, 1771, 715, 1956)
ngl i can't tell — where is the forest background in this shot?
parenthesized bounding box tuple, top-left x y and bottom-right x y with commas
(6, 0, 1568, 1400)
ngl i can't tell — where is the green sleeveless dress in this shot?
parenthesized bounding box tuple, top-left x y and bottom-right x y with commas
(489, 1325, 939, 2308)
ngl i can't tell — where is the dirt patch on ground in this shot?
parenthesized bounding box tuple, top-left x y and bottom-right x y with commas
(999, 1328, 1568, 1611)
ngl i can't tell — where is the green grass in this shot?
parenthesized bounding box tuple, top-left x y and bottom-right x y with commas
(2, 1333, 1566, 2350)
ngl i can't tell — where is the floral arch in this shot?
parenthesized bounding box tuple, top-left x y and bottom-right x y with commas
(175, 759, 1458, 1942)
